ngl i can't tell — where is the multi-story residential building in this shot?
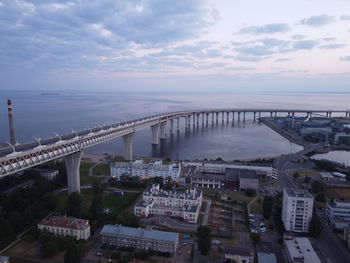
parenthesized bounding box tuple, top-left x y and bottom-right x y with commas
(110, 159, 181, 181)
(224, 246, 254, 263)
(326, 200, 350, 229)
(100, 225, 179, 254)
(38, 215, 90, 240)
(283, 236, 320, 263)
(281, 189, 313, 233)
(134, 184, 202, 223)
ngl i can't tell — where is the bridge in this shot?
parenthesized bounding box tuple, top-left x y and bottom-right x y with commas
(0, 108, 349, 194)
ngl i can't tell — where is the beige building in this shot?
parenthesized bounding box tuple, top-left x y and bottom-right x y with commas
(38, 215, 90, 240)
(224, 246, 254, 263)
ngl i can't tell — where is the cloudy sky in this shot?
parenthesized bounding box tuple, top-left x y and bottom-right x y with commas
(1, 0, 350, 92)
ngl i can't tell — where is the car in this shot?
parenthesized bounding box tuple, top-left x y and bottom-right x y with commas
(96, 251, 103, 256)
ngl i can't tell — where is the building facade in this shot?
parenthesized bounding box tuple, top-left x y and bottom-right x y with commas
(326, 200, 350, 229)
(100, 225, 179, 254)
(134, 184, 202, 223)
(281, 189, 313, 233)
(224, 246, 254, 263)
(110, 159, 181, 181)
(38, 215, 90, 240)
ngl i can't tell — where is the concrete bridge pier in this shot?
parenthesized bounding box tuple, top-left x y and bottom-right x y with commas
(221, 112, 224, 124)
(185, 116, 188, 128)
(243, 112, 246, 123)
(329, 112, 332, 118)
(160, 122, 166, 139)
(253, 112, 256, 122)
(151, 124, 159, 145)
(193, 113, 196, 127)
(170, 119, 174, 135)
(231, 112, 235, 125)
(211, 112, 214, 124)
(176, 117, 180, 131)
(216, 112, 219, 124)
(206, 113, 209, 124)
(196, 114, 200, 126)
(226, 112, 229, 123)
(201, 113, 205, 125)
(238, 112, 241, 122)
(346, 112, 349, 118)
(65, 151, 83, 194)
(123, 133, 134, 161)
(258, 112, 261, 119)
(270, 112, 273, 117)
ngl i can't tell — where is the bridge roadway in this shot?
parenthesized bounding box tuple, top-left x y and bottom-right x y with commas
(0, 108, 349, 193)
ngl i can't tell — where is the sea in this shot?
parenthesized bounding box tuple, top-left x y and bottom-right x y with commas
(0, 91, 350, 162)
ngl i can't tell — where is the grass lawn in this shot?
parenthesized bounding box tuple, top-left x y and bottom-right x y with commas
(226, 192, 255, 203)
(104, 192, 140, 214)
(80, 174, 104, 185)
(325, 189, 350, 201)
(93, 164, 110, 175)
(261, 180, 279, 187)
(249, 197, 262, 214)
(80, 162, 95, 176)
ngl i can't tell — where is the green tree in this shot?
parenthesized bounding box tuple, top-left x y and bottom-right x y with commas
(262, 196, 274, 219)
(64, 243, 80, 263)
(90, 194, 103, 220)
(250, 232, 261, 244)
(65, 192, 82, 218)
(309, 210, 323, 238)
(245, 188, 256, 197)
(92, 181, 102, 195)
(196, 225, 212, 255)
(311, 181, 324, 194)
(315, 192, 326, 202)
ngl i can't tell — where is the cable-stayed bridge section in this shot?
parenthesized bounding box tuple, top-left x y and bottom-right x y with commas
(0, 108, 349, 193)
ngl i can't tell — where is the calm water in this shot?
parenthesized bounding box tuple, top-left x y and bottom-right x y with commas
(312, 151, 350, 167)
(0, 91, 349, 161)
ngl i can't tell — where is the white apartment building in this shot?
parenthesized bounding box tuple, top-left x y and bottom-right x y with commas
(326, 200, 350, 229)
(282, 189, 313, 233)
(38, 215, 90, 240)
(134, 184, 202, 223)
(110, 159, 181, 181)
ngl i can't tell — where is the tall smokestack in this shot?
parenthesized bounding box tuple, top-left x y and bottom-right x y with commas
(7, 99, 16, 145)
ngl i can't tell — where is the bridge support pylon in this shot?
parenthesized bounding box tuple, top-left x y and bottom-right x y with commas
(160, 122, 166, 139)
(65, 151, 83, 194)
(170, 119, 174, 135)
(176, 118, 180, 131)
(123, 133, 134, 161)
(151, 124, 159, 145)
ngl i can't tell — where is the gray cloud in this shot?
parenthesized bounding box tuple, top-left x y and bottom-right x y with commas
(319, 44, 346, 49)
(299, 15, 334, 27)
(226, 66, 256, 71)
(322, 37, 336, 42)
(238, 23, 290, 35)
(275, 58, 291, 62)
(341, 15, 350, 21)
(340, 56, 350, 61)
(291, 34, 306, 40)
(292, 40, 319, 50)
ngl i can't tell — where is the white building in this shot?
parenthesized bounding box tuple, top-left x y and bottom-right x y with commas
(326, 200, 350, 229)
(101, 225, 179, 254)
(38, 215, 90, 240)
(281, 189, 313, 233)
(134, 184, 202, 223)
(110, 159, 181, 181)
(224, 246, 254, 263)
(284, 236, 320, 263)
(40, 169, 59, 181)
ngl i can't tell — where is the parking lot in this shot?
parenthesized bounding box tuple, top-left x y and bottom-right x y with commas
(249, 213, 267, 234)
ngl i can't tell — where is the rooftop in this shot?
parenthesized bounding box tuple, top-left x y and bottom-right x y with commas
(284, 236, 320, 263)
(284, 188, 313, 199)
(224, 246, 252, 257)
(100, 224, 179, 242)
(38, 215, 89, 230)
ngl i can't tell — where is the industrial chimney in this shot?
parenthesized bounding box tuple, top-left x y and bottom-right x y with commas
(7, 99, 16, 145)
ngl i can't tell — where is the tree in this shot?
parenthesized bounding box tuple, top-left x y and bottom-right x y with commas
(92, 181, 102, 195)
(311, 181, 324, 194)
(262, 196, 274, 219)
(245, 188, 256, 197)
(250, 232, 261, 244)
(315, 192, 326, 202)
(66, 192, 82, 218)
(196, 225, 212, 255)
(90, 194, 103, 220)
(309, 210, 323, 238)
(64, 244, 80, 263)
(293, 172, 300, 178)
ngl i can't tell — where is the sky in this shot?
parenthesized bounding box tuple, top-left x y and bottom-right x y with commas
(0, 0, 350, 92)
